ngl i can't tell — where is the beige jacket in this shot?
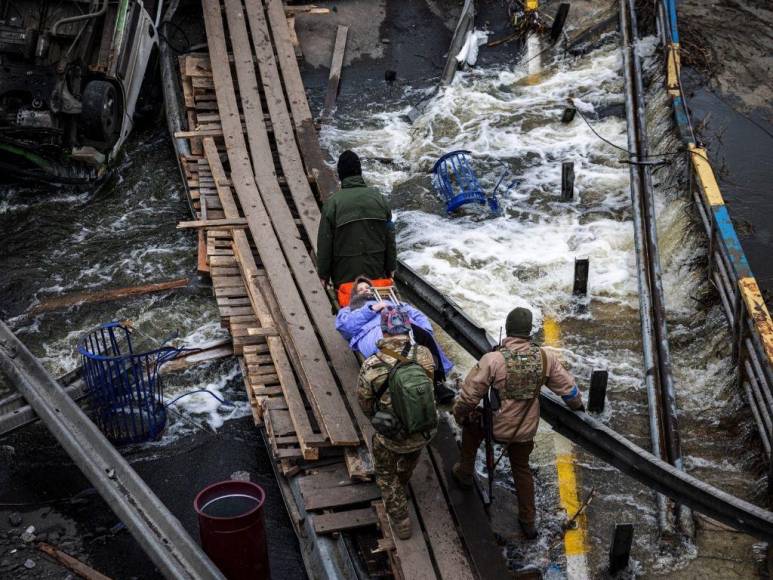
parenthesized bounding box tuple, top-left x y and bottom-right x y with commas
(454, 337, 580, 443)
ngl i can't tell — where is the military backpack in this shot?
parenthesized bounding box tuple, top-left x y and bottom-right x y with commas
(499, 344, 547, 400)
(372, 342, 438, 438)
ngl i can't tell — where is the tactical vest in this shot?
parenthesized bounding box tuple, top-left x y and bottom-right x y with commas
(499, 345, 545, 401)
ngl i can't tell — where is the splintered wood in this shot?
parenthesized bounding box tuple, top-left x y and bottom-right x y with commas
(174, 1, 476, 578)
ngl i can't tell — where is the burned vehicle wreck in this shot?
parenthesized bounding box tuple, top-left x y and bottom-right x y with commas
(0, 1, 163, 183)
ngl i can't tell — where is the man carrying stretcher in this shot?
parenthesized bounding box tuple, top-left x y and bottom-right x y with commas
(316, 150, 396, 293)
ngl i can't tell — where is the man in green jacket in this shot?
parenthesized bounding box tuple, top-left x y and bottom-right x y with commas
(317, 151, 397, 288)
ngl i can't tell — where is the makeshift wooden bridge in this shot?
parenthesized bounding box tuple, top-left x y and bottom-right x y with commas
(174, 1, 479, 577)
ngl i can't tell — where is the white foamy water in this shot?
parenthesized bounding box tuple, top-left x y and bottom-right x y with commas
(322, 35, 761, 575)
(322, 43, 642, 330)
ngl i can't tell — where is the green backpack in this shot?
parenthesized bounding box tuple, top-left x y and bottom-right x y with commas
(373, 343, 438, 437)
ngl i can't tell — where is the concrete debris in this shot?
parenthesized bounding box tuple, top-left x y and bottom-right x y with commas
(23, 559, 35, 569)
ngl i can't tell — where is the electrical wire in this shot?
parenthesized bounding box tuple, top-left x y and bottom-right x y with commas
(164, 388, 233, 408)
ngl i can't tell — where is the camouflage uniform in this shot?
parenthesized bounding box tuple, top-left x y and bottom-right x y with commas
(358, 335, 436, 521)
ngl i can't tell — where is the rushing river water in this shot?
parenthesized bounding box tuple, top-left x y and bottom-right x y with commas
(0, 126, 249, 434)
(320, 33, 765, 576)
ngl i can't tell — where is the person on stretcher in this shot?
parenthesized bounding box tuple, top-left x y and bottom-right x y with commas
(335, 276, 456, 404)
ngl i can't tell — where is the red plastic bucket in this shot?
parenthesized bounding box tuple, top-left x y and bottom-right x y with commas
(194, 480, 270, 580)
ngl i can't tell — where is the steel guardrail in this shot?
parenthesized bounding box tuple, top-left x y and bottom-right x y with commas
(0, 321, 225, 580)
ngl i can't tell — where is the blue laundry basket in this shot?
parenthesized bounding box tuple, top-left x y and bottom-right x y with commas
(78, 322, 179, 445)
(431, 150, 500, 213)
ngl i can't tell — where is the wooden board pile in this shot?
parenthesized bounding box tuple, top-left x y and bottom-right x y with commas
(172, 1, 476, 578)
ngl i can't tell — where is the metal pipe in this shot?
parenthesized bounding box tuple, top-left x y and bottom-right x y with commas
(746, 337, 773, 412)
(713, 271, 735, 325)
(51, 0, 108, 36)
(0, 322, 225, 580)
(619, 0, 670, 533)
(628, 0, 685, 477)
(743, 380, 772, 455)
(745, 360, 773, 436)
(746, 344, 773, 411)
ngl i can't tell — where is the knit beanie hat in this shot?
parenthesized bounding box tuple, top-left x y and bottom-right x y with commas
(505, 307, 533, 338)
(337, 150, 362, 181)
(381, 306, 411, 335)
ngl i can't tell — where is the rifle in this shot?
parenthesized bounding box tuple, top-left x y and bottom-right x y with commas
(480, 381, 500, 507)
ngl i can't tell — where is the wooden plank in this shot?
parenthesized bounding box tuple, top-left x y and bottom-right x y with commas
(284, 5, 331, 16)
(376, 498, 437, 580)
(212, 276, 247, 289)
(313, 507, 378, 534)
(252, 385, 283, 397)
(246, 327, 279, 337)
(179, 218, 248, 229)
(264, 0, 312, 124)
(30, 278, 189, 314)
(248, 365, 277, 377)
(243, 0, 322, 247)
(216, 297, 252, 307)
(210, 0, 358, 445)
(37, 543, 111, 580)
(204, 136, 330, 455)
(249, 373, 280, 386)
(219, 306, 255, 317)
(265, 0, 339, 200)
(373, 501, 404, 580)
(214, 285, 247, 297)
(243, 343, 270, 355)
(286, 15, 302, 58)
(410, 452, 476, 580)
(302, 482, 382, 511)
(322, 25, 349, 120)
(209, 255, 237, 267)
(266, 408, 294, 436)
(197, 229, 209, 273)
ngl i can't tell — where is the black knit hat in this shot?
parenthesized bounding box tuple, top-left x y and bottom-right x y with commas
(337, 150, 362, 181)
(505, 307, 533, 338)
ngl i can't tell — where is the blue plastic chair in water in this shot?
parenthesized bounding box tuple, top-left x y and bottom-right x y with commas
(431, 150, 508, 214)
(78, 321, 179, 445)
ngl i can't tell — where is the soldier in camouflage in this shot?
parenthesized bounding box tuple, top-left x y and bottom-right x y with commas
(358, 307, 436, 540)
(452, 307, 584, 539)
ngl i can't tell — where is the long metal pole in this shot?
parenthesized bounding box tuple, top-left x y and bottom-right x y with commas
(0, 322, 225, 580)
(619, 0, 670, 534)
(627, 0, 692, 534)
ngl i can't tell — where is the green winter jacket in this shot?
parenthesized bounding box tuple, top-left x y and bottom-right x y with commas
(316, 176, 397, 287)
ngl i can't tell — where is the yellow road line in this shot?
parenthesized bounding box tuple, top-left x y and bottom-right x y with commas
(543, 315, 589, 571)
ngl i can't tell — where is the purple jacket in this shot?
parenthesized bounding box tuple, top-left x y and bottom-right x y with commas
(335, 301, 454, 374)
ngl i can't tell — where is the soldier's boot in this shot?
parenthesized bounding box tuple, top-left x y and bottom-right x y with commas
(393, 516, 412, 540)
(519, 519, 538, 540)
(452, 423, 480, 490)
(452, 463, 474, 489)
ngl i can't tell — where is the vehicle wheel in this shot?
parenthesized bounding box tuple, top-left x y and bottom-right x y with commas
(80, 80, 122, 146)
